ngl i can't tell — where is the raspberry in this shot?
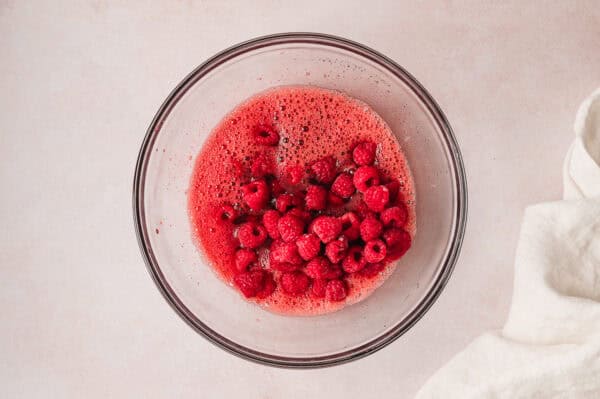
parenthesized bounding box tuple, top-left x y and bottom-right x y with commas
(339, 212, 361, 241)
(275, 193, 303, 213)
(305, 185, 327, 210)
(363, 185, 390, 212)
(342, 246, 367, 273)
(311, 216, 343, 244)
(331, 172, 355, 198)
(327, 192, 345, 207)
(383, 228, 412, 260)
(353, 166, 380, 192)
(237, 222, 268, 248)
(305, 256, 329, 279)
(326, 279, 348, 301)
(304, 256, 341, 280)
(234, 270, 265, 298)
(385, 179, 400, 202)
(280, 271, 310, 295)
(270, 240, 303, 265)
(253, 124, 280, 146)
(352, 141, 377, 166)
(242, 180, 270, 211)
(256, 272, 276, 299)
(296, 233, 321, 261)
(310, 156, 337, 184)
(360, 216, 383, 242)
(380, 205, 407, 228)
(359, 262, 385, 278)
(356, 200, 373, 220)
(311, 279, 328, 298)
(250, 152, 275, 178)
(287, 207, 311, 222)
(277, 213, 305, 242)
(262, 210, 281, 240)
(270, 261, 300, 272)
(364, 239, 387, 263)
(283, 165, 305, 185)
(216, 203, 238, 225)
(325, 236, 348, 264)
(270, 178, 285, 197)
(234, 248, 257, 272)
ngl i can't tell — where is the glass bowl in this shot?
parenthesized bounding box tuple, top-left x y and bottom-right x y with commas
(133, 33, 467, 367)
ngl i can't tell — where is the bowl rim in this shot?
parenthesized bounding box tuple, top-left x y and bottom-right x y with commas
(133, 32, 468, 368)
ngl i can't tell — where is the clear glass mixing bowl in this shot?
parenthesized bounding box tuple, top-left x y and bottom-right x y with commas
(133, 33, 467, 367)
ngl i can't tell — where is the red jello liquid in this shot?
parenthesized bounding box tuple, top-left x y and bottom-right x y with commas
(188, 86, 415, 315)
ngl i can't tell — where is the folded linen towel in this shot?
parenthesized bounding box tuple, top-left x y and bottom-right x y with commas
(416, 88, 600, 399)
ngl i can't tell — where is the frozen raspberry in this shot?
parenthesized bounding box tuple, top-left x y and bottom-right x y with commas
(270, 240, 303, 265)
(262, 210, 281, 240)
(364, 239, 387, 263)
(339, 212, 361, 241)
(359, 262, 385, 278)
(342, 246, 367, 273)
(385, 179, 400, 202)
(353, 166, 380, 192)
(325, 236, 348, 264)
(250, 152, 275, 178)
(380, 205, 407, 228)
(237, 222, 268, 248)
(352, 141, 377, 166)
(275, 193, 303, 213)
(363, 185, 390, 212)
(310, 156, 337, 184)
(360, 216, 383, 242)
(277, 213, 305, 242)
(311, 279, 328, 298)
(216, 203, 238, 225)
(242, 180, 270, 211)
(305, 185, 328, 210)
(325, 279, 348, 302)
(253, 124, 279, 146)
(331, 172, 355, 198)
(296, 233, 321, 261)
(283, 165, 305, 185)
(327, 192, 345, 207)
(280, 271, 310, 295)
(234, 248, 257, 272)
(234, 270, 265, 298)
(256, 272, 276, 299)
(270, 261, 300, 272)
(270, 178, 285, 197)
(383, 228, 412, 260)
(311, 216, 343, 244)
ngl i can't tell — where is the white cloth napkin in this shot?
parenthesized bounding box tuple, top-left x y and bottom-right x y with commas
(416, 88, 600, 399)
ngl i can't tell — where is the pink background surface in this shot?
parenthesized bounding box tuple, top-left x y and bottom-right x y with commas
(1, 1, 599, 397)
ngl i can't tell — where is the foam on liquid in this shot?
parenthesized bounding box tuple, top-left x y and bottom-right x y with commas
(188, 86, 415, 315)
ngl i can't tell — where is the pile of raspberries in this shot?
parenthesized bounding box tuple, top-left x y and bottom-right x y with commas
(216, 128, 412, 303)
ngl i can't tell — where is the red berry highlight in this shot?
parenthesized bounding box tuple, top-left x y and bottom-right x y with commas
(237, 222, 268, 248)
(242, 180, 270, 211)
(352, 141, 377, 166)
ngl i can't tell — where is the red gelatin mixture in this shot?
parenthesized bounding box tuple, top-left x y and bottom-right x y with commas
(188, 86, 415, 315)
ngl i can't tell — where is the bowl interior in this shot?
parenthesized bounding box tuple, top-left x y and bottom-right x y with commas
(136, 35, 464, 365)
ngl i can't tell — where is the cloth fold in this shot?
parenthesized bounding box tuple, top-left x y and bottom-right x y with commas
(416, 88, 600, 399)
